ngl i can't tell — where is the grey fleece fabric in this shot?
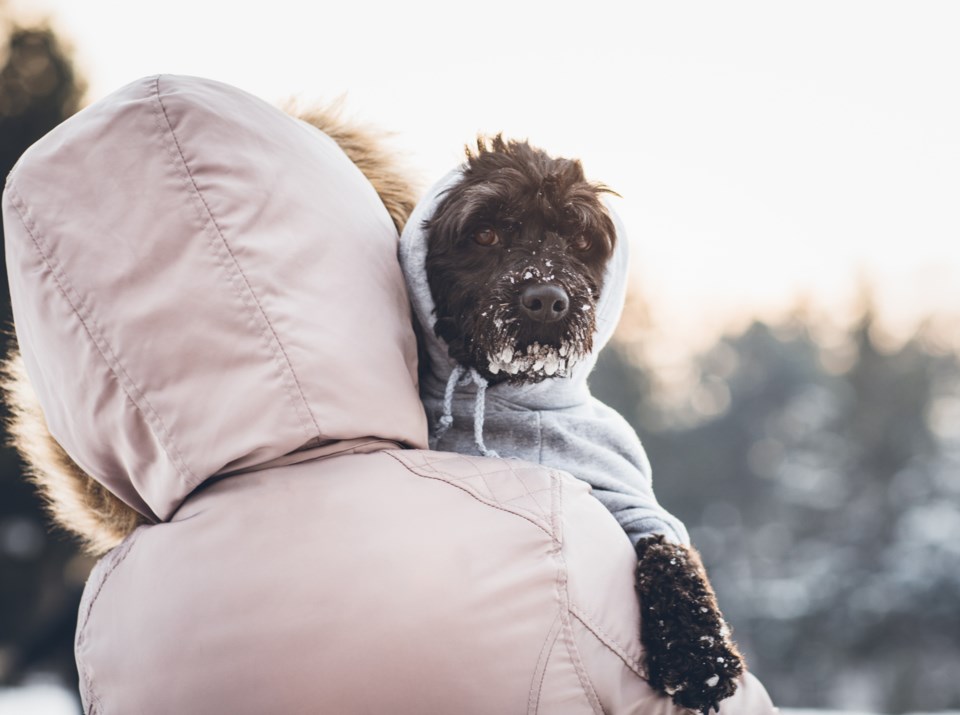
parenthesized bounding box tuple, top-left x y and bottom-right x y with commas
(399, 169, 690, 548)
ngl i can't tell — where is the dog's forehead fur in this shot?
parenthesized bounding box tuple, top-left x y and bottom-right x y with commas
(434, 135, 617, 250)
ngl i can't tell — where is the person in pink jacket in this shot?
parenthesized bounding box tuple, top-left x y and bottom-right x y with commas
(1, 74, 777, 714)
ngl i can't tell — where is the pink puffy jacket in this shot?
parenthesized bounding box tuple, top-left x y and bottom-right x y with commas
(2, 75, 777, 714)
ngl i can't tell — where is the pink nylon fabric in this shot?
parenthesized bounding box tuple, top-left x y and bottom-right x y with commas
(3, 74, 428, 521)
(4, 75, 777, 713)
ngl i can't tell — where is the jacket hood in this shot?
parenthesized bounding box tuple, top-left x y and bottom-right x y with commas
(3, 74, 428, 523)
(399, 167, 630, 411)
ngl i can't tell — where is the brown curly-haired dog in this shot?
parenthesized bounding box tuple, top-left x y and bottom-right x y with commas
(422, 135, 745, 713)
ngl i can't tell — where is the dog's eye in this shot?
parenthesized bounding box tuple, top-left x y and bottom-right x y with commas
(474, 228, 500, 247)
(572, 234, 593, 252)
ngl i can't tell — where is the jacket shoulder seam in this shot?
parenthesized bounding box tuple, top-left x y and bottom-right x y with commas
(385, 451, 558, 541)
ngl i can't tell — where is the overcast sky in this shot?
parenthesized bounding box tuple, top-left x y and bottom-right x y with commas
(8, 0, 960, 361)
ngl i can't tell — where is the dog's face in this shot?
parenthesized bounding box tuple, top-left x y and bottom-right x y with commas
(424, 136, 617, 385)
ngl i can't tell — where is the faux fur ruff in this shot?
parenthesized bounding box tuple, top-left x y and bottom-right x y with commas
(0, 104, 421, 555)
(289, 102, 418, 235)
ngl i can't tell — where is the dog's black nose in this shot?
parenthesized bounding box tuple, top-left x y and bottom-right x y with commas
(520, 284, 569, 323)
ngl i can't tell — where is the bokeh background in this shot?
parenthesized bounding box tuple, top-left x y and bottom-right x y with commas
(0, 1, 958, 713)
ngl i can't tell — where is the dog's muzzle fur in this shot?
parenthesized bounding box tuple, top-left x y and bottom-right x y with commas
(466, 260, 595, 380)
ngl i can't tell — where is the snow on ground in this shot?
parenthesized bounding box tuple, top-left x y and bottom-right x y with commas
(0, 684, 80, 714)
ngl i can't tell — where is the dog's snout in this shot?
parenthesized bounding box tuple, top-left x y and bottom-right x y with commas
(520, 284, 569, 323)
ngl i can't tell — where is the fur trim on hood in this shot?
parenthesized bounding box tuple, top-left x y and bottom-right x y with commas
(2, 77, 423, 555)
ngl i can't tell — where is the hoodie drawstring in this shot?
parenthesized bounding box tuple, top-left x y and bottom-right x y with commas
(432, 366, 498, 459)
(433, 364, 466, 446)
(467, 368, 498, 458)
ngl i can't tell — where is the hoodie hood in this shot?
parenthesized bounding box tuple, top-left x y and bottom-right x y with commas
(399, 168, 631, 411)
(398, 161, 689, 546)
(3, 75, 428, 523)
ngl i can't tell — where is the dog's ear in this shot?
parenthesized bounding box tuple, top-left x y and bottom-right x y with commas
(557, 179, 619, 257)
(432, 317, 472, 366)
(581, 182, 620, 254)
(597, 202, 618, 254)
(433, 317, 459, 343)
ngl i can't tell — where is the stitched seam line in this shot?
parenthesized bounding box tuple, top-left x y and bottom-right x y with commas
(548, 473, 605, 715)
(440, 452, 554, 527)
(499, 449, 554, 528)
(570, 605, 646, 679)
(5, 184, 194, 491)
(529, 613, 562, 715)
(560, 613, 604, 715)
(151, 75, 321, 449)
(549, 468, 563, 546)
(387, 451, 553, 538)
(75, 528, 142, 714)
(386, 451, 556, 539)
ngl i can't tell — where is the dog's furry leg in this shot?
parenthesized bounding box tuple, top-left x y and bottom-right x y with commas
(634, 535, 745, 714)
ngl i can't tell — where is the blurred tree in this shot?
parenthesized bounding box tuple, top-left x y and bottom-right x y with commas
(593, 308, 960, 713)
(0, 11, 88, 699)
(0, 18, 85, 307)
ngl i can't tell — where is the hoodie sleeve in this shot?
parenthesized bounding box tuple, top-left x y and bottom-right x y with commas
(540, 399, 690, 548)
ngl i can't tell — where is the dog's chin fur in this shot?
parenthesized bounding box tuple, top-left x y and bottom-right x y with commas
(424, 135, 616, 386)
(432, 263, 596, 386)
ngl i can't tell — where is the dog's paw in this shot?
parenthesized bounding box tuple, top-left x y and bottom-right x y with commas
(651, 629, 742, 714)
(634, 536, 745, 714)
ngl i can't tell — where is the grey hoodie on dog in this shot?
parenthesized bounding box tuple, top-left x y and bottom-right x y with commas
(399, 170, 689, 548)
